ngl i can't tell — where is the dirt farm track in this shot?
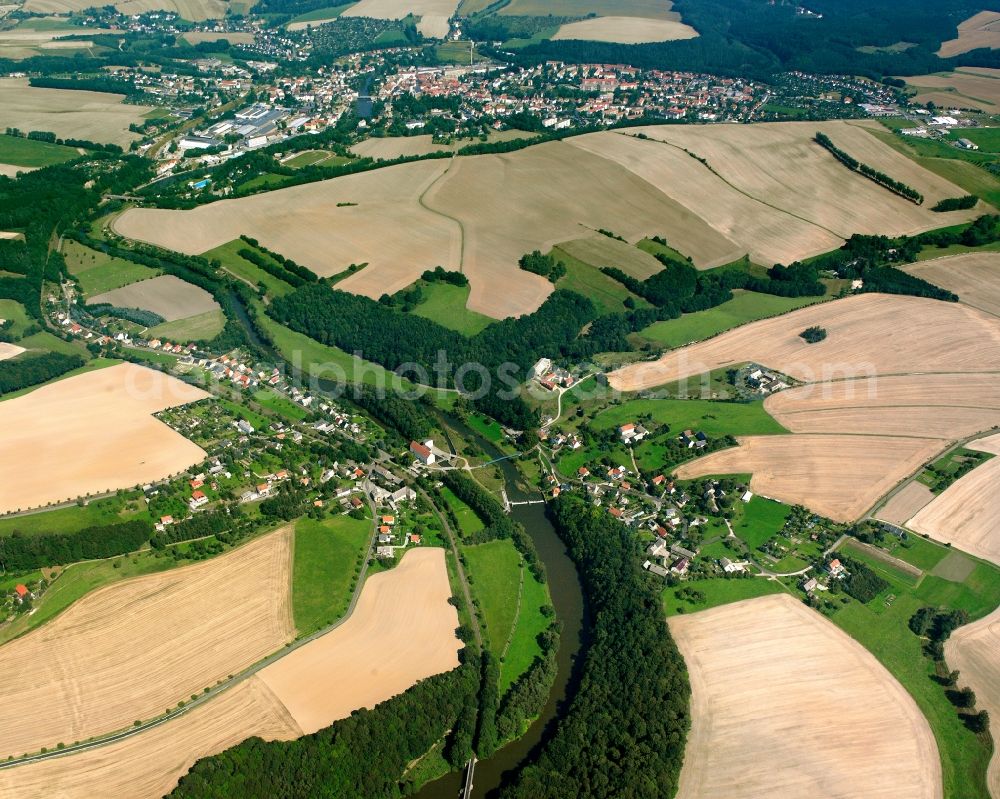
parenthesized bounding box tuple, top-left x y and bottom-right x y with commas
(0, 548, 460, 798)
(670, 594, 942, 799)
(113, 121, 977, 319)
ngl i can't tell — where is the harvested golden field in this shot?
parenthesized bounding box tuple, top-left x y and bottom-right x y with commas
(0, 528, 294, 758)
(670, 594, 941, 799)
(0, 78, 152, 147)
(89, 274, 221, 322)
(764, 373, 1000, 439)
(0, 164, 27, 178)
(0, 548, 459, 798)
(0, 676, 303, 799)
(572, 122, 976, 262)
(556, 233, 664, 278)
(939, 11, 1000, 58)
(903, 252, 1000, 318)
(876, 481, 936, 525)
(116, 125, 972, 318)
(418, 141, 735, 316)
(114, 158, 467, 308)
(115, 142, 731, 318)
(905, 70, 1000, 112)
(0, 342, 24, 361)
(908, 433, 1000, 566)
(258, 547, 461, 733)
(945, 606, 1000, 797)
(551, 16, 698, 43)
(674, 434, 944, 522)
(609, 294, 1000, 392)
(24, 0, 231, 18)
(350, 133, 452, 159)
(0, 362, 208, 514)
(341, 0, 457, 38)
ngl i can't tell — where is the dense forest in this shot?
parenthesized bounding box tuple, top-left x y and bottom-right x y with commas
(0, 519, 152, 570)
(170, 656, 481, 798)
(483, 0, 1000, 79)
(268, 285, 596, 428)
(0, 351, 85, 395)
(499, 494, 690, 798)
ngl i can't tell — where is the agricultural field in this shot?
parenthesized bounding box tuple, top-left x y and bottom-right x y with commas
(498, 0, 682, 16)
(610, 294, 1000, 391)
(462, 539, 522, 655)
(291, 514, 371, 636)
(938, 11, 1000, 57)
(551, 246, 647, 315)
(282, 149, 351, 168)
(64, 239, 161, 297)
(551, 16, 697, 43)
(674, 434, 943, 522)
(670, 595, 941, 799)
(286, 2, 356, 30)
(0, 342, 25, 360)
(0, 78, 152, 147)
(181, 30, 254, 44)
(0, 133, 79, 168)
(903, 252, 1000, 318)
(114, 125, 979, 319)
(341, 0, 456, 37)
(876, 481, 936, 525)
(409, 280, 493, 336)
(257, 547, 461, 733)
(945, 605, 1000, 796)
(908, 433, 1000, 567)
(638, 289, 825, 349)
(903, 68, 1000, 113)
(0, 363, 208, 514)
(555, 233, 664, 279)
(201, 239, 294, 298)
(24, 0, 231, 19)
(350, 134, 452, 159)
(0, 492, 149, 538)
(148, 309, 226, 342)
(764, 373, 1000, 439)
(570, 123, 975, 265)
(0, 548, 459, 797)
(0, 299, 33, 338)
(89, 275, 221, 322)
(0, 675, 304, 799)
(0, 527, 294, 758)
(590, 397, 785, 437)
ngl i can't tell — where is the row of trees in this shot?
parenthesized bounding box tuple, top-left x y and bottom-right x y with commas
(932, 195, 978, 212)
(440, 470, 545, 582)
(0, 351, 85, 395)
(0, 519, 152, 571)
(239, 237, 318, 284)
(170, 654, 482, 797)
(815, 132, 923, 204)
(500, 494, 690, 798)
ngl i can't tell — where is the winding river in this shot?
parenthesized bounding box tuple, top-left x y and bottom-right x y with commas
(415, 416, 586, 799)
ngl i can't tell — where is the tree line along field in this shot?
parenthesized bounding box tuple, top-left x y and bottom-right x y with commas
(113, 121, 976, 320)
(64, 239, 162, 297)
(0, 551, 459, 798)
(0, 78, 153, 148)
(0, 133, 80, 169)
(0, 527, 296, 759)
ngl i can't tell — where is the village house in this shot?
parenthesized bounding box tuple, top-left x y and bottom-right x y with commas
(618, 423, 648, 444)
(410, 439, 436, 465)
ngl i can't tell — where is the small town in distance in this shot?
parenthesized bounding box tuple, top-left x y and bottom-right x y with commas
(1, 1, 1000, 798)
